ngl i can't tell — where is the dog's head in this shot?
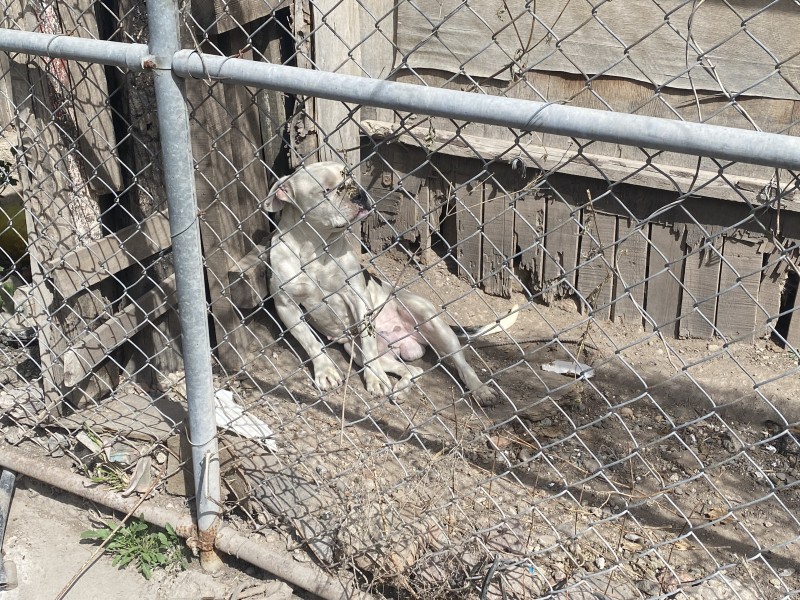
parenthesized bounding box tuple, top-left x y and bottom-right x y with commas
(265, 161, 371, 230)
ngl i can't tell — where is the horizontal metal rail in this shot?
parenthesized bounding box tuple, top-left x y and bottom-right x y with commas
(2, 27, 800, 171)
(0, 29, 148, 70)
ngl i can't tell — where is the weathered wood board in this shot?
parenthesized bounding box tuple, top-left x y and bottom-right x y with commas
(577, 211, 616, 320)
(191, 0, 289, 34)
(51, 212, 171, 299)
(310, 0, 361, 166)
(542, 195, 580, 294)
(756, 258, 787, 340)
(7, 0, 128, 409)
(358, 119, 793, 207)
(56, 0, 123, 193)
(612, 217, 647, 328)
(186, 32, 271, 377)
(395, 0, 800, 99)
(716, 237, 764, 342)
(361, 146, 432, 253)
(678, 230, 723, 339)
(481, 166, 518, 297)
(645, 224, 685, 337)
(787, 293, 800, 351)
(513, 190, 546, 295)
(449, 158, 484, 285)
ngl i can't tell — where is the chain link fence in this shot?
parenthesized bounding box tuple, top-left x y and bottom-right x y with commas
(1, 0, 799, 598)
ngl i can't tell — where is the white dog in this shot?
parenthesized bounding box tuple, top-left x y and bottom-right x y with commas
(265, 161, 515, 404)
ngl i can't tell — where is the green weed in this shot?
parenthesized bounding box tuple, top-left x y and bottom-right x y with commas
(81, 519, 189, 579)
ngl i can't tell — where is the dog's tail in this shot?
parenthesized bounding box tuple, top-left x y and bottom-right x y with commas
(452, 305, 519, 341)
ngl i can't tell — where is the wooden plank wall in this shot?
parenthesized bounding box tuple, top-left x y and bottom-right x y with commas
(185, 27, 272, 377)
(362, 143, 800, 344)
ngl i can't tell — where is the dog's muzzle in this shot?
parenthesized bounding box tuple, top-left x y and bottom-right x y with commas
(351, 192, 372, 219)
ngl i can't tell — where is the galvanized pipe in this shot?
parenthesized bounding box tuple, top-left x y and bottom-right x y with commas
(2, 26, 800, 170)
(171, 50, 800, 171)
(0, 28, 148, 70)
(144, 0, 222, 569)
(0, 446, 371, 600)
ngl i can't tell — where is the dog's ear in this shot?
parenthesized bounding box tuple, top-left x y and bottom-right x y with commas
(264, 175, 294, 212)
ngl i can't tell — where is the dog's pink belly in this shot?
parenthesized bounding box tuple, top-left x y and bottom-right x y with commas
(375, 304, 427, 361)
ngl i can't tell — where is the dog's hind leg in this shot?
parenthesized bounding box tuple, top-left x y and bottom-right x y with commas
(342, 339, 423, 399)
(379, 356, 424, 399)
(395, 292, 497, 405)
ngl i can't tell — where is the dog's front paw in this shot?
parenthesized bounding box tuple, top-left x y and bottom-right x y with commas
(390, 365, 423, 401)
(364, 369, 392, 397)
(313, 357, 343, 391)
(470, 384, 499, 407)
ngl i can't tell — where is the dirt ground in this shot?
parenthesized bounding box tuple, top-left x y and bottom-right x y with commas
(0, 478, 301, 600)
(230, 248, 800, 599)
(0, 246, 798, 599)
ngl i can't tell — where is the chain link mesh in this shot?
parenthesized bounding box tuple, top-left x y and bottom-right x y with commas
(1, 0, 799, 598)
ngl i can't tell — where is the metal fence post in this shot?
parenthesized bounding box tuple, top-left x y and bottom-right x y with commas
(145, 0, 223, 570)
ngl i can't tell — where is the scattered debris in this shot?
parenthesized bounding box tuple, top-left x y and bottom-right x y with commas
(541, 359, 595, 378)
(214, 389, 277, 451)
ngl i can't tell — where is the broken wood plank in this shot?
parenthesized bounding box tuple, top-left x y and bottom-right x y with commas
(481, 165, 518, 298)
(787, 294, 800, 352)
(716, 236, 763, 343)
(63, 274, 177, 387)
(645, 224, 685, 337)
(542, 195, 580, 295)
(360, 147, 430, 253)
(513, 190, 546, 296)
(577, 211, 616, 320)
(449, 157, 483, 285)
(756, 257, 787, 340)
(50, 212, 171, 299)
(679, 230, 722, 339)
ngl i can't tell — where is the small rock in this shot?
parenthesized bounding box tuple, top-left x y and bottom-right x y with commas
(47, 432, 69, 457)
(636, 580, 660, 596)
(721, 435, 740, 453)
(4, 425, 23, 445)
(594, 556, 605, 570)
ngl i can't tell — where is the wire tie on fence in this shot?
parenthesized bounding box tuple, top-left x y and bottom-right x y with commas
(44, 33, 66, 58)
